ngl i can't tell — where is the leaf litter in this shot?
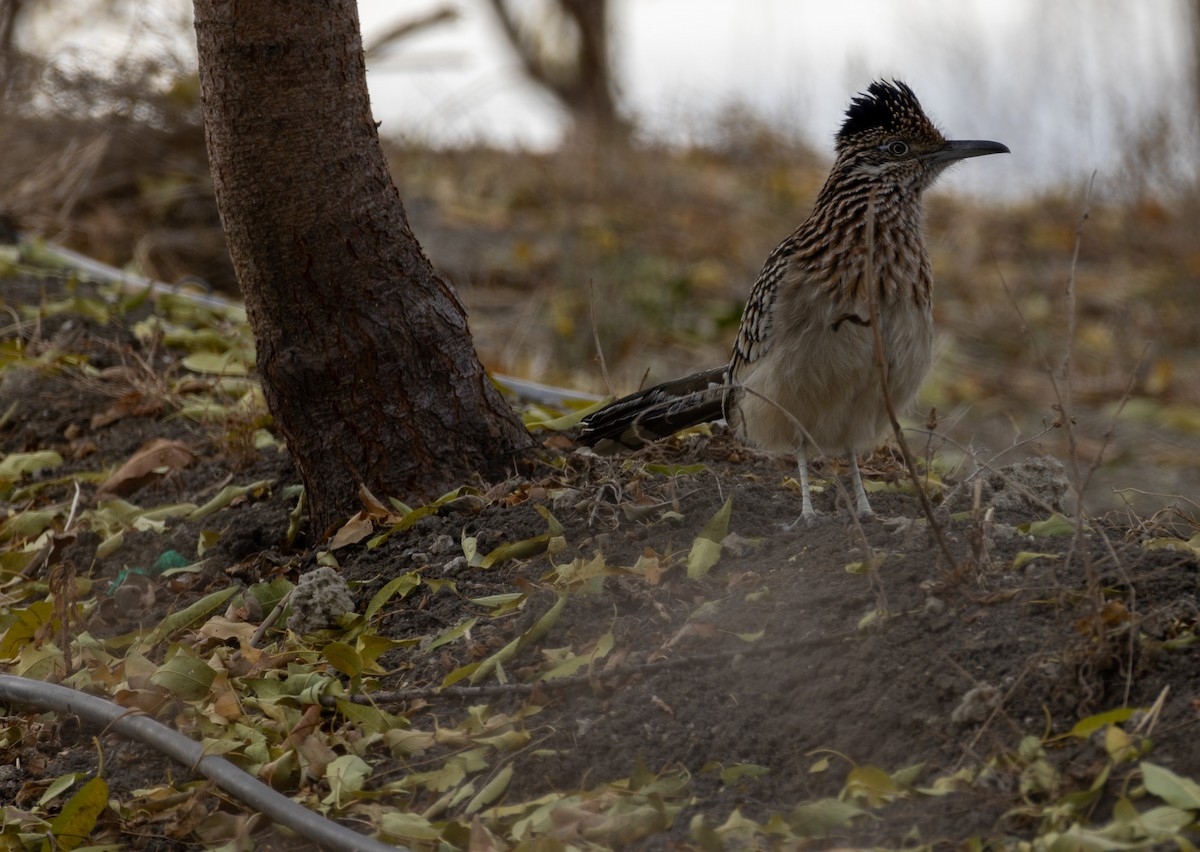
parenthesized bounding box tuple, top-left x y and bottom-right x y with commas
(0, 271, 1199, 848)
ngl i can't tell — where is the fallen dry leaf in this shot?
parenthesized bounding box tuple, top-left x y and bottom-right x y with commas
(96, 438, 196, 497)
(329, 510, 375, 549)
(90, 390, 164, 429)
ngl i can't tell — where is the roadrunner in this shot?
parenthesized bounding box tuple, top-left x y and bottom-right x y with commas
(578, 80, 1008, 521)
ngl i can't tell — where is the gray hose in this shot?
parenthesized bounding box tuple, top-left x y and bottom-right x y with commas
(0, 674, 406, 852)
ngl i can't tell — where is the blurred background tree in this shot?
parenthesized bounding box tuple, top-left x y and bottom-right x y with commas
(485, 0, 625, 141)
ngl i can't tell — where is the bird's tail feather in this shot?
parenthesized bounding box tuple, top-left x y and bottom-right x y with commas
(577, 367, 729, 448)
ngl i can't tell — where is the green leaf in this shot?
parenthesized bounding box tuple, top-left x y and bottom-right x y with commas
(462, 531, 482, 567)
(1142, 761, 1200, 810)
(845, 555, 885, 575)
(149, 650, 216, 700)
(363, 573, 420, 623)
(687, 496, 733, 579)
(1067, 707, 1137, 739)
(539, 631, 614, 681)
(0, 509, 58, 542)
(890, 762, 925, 787)
(38, 773, 85, 807)
(470, 593, 525, 609)
(47, 775, 108, 850)
(323, 641, 363, 678)
(440, 660, 481, 689)
(1134, 804, 1195, 837)
(470, 594, 566, 684)
(1011, 551, 1062, 570)
(0, 450, 63, 479)
(1018, 513, 1081, 537)
(428, 617, 478, 652)
(0, 601, 54, 658)
(142, 585, 239, 648)
(789, 798, 865, 836)
(719, 763, 770, 785)
(844, 764, 901, 806)
(181, 350, 250, 376)
(188, 479, 273, 520)
(533, 503, 565, 537)
(464, 764, 513, 815)
(379, 811, 442, 842)
(1142, 533, 1200, 557)
(481, 533, 551, 568)
(322, 754, 372, 809)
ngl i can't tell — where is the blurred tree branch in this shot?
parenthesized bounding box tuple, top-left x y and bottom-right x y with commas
(364, 5, 459, 61)
(486, 0, 626, 141)
(1192, 0, 1200, 140)
(0, 0, 23, 82)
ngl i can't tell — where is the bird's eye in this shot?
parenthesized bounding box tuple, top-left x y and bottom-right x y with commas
(886, 140, 909, 156)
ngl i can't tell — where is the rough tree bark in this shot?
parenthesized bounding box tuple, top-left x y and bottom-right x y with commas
(193, 0, 533, 536)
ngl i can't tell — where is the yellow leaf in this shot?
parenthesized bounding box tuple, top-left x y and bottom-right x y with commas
(687, 497, 733, 579)
(844, 765, 900, 807)
(464, 764, 513, 815)
(149, 651, 215, 700)
(1066, 707, 1136, 739)
(323, 641, 363, 678)
(1011, 551, 1061, 571)
(48, 776, 108, 850)
(470, 594, 566, 685)
(1018, 513, 1080, 537)
(181, 349, 250, 376)
(0, 450, 63, 479)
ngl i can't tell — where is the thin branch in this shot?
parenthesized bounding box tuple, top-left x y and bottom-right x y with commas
(588, 279, 615, 398)
(862, 188, 958, 572)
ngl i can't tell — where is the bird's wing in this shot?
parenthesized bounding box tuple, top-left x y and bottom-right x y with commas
(729, 239, 794, 377)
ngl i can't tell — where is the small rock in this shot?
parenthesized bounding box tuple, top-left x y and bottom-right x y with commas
(951, 684, 1001, 725)
(987, 458, 1069, 512)
(287, 567, 356, 634)
(721, 532, 758, 558)
(441, 556, 469, 575)
(552, 488, 583, 512)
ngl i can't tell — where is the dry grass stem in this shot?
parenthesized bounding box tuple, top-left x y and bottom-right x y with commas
(862, 189, 958, 572)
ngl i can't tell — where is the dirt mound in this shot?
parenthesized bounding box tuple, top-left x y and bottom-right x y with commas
(1, 273, 1198, 848)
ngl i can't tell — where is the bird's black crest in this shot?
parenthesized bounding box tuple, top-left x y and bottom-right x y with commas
(838, 80, 925, 142)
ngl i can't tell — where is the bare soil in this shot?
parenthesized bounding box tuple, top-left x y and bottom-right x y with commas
(1, 273, 1198, 849)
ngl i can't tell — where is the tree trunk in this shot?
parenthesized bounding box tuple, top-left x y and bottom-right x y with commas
(193, 0, 533, 536)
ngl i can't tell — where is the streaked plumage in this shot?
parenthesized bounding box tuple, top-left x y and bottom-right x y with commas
(580, 81, 1008, 521)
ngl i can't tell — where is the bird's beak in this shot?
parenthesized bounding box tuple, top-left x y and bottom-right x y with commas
(924, 139, 1010, 162)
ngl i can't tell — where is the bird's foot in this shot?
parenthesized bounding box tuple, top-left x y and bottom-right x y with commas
(782, 511, 818, 531)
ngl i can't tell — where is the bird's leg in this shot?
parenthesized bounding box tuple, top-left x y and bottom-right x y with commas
(847, 450, 874, 519)
(786, 450, 818, 527)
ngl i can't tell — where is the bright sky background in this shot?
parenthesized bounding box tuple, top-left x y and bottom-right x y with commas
(24, 0, 1197, 196)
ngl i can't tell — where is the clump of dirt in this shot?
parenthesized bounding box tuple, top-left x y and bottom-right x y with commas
(1, 273, 1198, 849)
